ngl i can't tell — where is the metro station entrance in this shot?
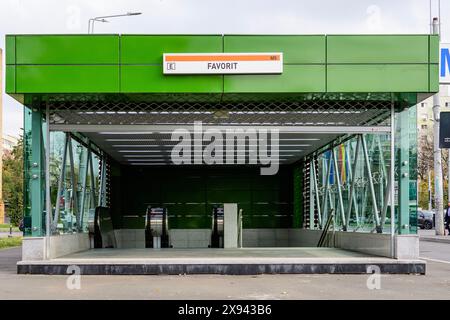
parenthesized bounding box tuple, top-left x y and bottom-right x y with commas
(6, 34, 437, 274)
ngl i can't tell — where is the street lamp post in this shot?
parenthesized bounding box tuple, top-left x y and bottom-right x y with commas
(88, 12, 142, 34)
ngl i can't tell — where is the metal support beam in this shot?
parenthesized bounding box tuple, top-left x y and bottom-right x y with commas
(377, 135, 387, 183)
(98, 156, 107, 207)
(377, 135, 387, 217)
(320, 153, 332, 228)
(45, 106, 51, 255)
(381, 173, 392, 228)
(29, 108, 44, 237)
(89, 149, 97, 207)
(52, 133, 69, 233)
(345, 136, 360, 229)
(67, 137, 80, 232)
(390, 98, 396, 257)
(79, 147, 91, 231)
(311, 160, 322, 228)
(361, 134, 382, 232)
(397, 109, 410, 234)
(331, 148, 346, 230)
(327, 187, 336, 229)
(309, 160, 315, 229)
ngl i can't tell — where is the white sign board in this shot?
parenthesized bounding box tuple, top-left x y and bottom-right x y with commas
(163, 52, 283, 75)
(441, 44, 450, 84)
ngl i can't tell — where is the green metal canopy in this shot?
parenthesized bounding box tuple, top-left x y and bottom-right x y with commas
(5, 34, 439, 106)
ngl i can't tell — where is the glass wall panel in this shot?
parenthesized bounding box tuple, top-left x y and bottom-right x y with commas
(23, 106, 46, 236)
(306, 108, 418, 235)
(48, 132, 102, 234)
(22, 107, 33, 237)
(407, 106, 418, 234)
(313, 133, 391, 233)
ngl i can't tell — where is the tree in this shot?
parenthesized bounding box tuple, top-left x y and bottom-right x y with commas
(417, 129, 450, 209)
(417, 134, 433, 182)
(2, 137, 23, 226)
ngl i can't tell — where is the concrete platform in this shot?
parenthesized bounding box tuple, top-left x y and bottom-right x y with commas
(17, 247, 426, 275)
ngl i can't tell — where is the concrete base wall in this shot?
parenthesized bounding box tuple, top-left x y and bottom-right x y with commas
(286, 229, 419, 259)
(22, 233, 90, 261)
(21, 228, 419, 260)
(110, 228, 419, 258)
(395, 234, 419, 259)
(170, 229, 211, 248)
(114, 229, 145, 248)
(333, 231, 392, 257)
(243, 229, 324, 247)
(243, 229, 290, 247)
(48, 233, 90, 259)
(22, 237, 46, 261)
(287, 229, 324, 247)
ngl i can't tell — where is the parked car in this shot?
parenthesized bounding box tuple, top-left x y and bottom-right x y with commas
(418, 210, 434, 229)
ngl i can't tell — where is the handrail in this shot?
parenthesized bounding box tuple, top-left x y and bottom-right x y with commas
(317, 209, 334, 247)
(238, 208, 243, 248)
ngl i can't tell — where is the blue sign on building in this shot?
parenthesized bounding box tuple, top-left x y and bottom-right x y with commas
(442, 44, 450, 84)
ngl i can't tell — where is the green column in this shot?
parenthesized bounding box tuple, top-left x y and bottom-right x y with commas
(397, 109, 410, 234)
(24, 103, 46, 236)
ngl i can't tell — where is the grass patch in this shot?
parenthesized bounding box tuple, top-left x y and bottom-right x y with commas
(0, 228, 20, 232)
(0, 224, 20, 232)
(0, 237, 22, 249)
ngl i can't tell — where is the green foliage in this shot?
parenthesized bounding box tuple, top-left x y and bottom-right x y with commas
(3, 137, 23, 226)
(0, 237, 22, 249)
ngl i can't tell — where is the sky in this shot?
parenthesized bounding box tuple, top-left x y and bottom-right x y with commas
(0, 0, 449, 137)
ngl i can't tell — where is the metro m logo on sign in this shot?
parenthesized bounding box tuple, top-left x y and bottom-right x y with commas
(441, 44, 450, 84)
(163, 53, 283, 75)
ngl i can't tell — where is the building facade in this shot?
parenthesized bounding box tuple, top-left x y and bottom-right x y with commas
(4, 34, 439, 273)
(417, 85, 450, 143)
(2, 134, 19, 154)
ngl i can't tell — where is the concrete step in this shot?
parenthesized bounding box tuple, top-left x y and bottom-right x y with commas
(16, 247, 426, 275)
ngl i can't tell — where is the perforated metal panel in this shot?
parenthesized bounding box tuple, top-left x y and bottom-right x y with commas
(47, 98, 392, 127)
(44, 96, 393, 166)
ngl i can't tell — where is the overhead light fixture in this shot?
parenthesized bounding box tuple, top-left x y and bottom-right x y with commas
(106, 139, 156, 142)
(112, 144, 310, 148)
(279, 138, 320, 141)
(126, 159, 167, 162)
(122, 155, 166, 158)
(129, 163, 168, 166)
(112, 145, 161, 148)
(117, 150, 162, 153)
(99, 132, 153, 135)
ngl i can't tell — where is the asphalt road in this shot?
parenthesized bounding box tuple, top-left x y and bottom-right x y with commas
(0, 243, 449, 300)
(420, 240, 450, 263)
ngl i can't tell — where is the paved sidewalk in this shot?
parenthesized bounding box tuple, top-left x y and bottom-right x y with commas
(0, 232, 23, 239)
(1, 245, 450, 299)
(419, 230, 450, 244)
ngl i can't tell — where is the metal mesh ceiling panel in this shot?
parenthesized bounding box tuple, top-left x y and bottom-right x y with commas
(46, 97, 392, 166)
(48, 99, 392, 127)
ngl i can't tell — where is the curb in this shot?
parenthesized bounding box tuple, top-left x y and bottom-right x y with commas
(17, 261, 426, 275)
(419, 237, 450, 244)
